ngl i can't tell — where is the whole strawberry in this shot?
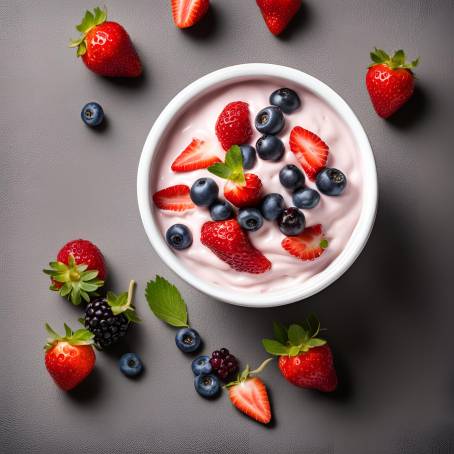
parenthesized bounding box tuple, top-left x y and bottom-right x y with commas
(43, 239, 105, 306)
(215, 101, 252, 151)
(69, 7, 142, 77)
(201, 219, 271, 274)
(262, 315, 338, 392)
(208, 145, 262, 208)
(44, 323, 96, 391)
(366, 48, 419, 118)
(257, 0, 302, 36)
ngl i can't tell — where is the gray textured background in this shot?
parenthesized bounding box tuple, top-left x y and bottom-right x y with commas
(1, 1, 454, 453)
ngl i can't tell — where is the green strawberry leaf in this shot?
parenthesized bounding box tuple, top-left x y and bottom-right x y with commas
(70, 7, 107, 57)
(106, 281, 141, 322)
(301, 313, 320, 338)
(307, 338, 326, 347)
(145, 276, 188, 328)
(273, 321, 288, 344)
(262, 339, 289, 356)
(288, 324, 307, 346)
(44, 323, 94, 351)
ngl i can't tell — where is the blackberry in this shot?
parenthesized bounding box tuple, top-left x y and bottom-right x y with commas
(84, 280, 140, 349)
(210, 348, 239, 381)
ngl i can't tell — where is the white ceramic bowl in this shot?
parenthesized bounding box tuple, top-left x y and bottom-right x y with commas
(137, 63, 377, 308)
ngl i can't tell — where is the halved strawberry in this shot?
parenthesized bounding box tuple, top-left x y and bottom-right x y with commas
(208, 145, 262, 208)
(171, 138, 221, 172)
(152, 185, 195, 211)
(171, 0, 210, 29)
(226, 359, 273, 425)
(289, 126, 329, 181)
(215, 101, 252, 151)
(281, 224, 328, 261)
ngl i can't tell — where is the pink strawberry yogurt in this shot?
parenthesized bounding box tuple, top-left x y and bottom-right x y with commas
(152, 80, 363, 294)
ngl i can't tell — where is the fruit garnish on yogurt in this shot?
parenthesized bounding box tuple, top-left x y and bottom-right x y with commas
(152, 83, 358, 292)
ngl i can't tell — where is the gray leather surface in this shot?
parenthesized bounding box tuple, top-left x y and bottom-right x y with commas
(1, 1, 453, 453)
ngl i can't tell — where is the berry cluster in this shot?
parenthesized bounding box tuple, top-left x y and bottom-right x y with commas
(210, 348, 239, 381)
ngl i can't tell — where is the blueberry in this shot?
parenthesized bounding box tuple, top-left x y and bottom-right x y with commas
(119, 353, 143, 378)
(194, 374, 220, 398)
(81, 102, 104, 127)
(166, 224, 193, 250)
(255, 106, 285, 135)
(279, 164, 305, 190)
(175, 328, 201, 353)
(209, 200, 234, 221)
(237, 208, 264, 232)
(240, 145, 257, 170)
(260, 193, 285, 221)
(192, 355, 213, 376)
(190, 178, 219, 206)
(278, 207, 306, 236)
(256, 135, 285, 161)
(316, 168, 347, 196)
(269, 88, 301, 114)
(293, 187, 320, 209)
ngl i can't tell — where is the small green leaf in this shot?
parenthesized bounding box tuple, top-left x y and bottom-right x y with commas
(288, 345, 302, 356)
(77, 41, 87, 57)
(60, 282, 72, 297)
(93, 6, 107, 25)
(301, 313, 320, 338)
(81, 270, 98, 281)
(393, 49, 405, 66)
(320, 239, 329, 249)
(77, 264, 88, 273)
(273, 321, 288, 344)
(80, 282, 99, 292)
(49, 261, 68, 271)
(288, 324, 307, 346)
(64, 323, 72, 337)
(225, 145, 243, 170)
(71, 290, 82, 306)
(80, 290, 90, 302)
(240, 365, 250, 381)
(45, 323, 59, 338)
(262, 339, 289, 356)
(145, 276, 188, 327)
(307, 338, 326, 347)
(125, 310, 142, 323)
(207, 162, 232, 179)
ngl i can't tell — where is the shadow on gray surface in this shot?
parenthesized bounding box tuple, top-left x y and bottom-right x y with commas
(66, 367, 104, 403)
(387, 85, 430, 130)
(182, 4, 220, 41)
(277, 2, 313, 41)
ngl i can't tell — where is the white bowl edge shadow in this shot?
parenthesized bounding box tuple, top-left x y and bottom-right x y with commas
(137, 63, 378, 308)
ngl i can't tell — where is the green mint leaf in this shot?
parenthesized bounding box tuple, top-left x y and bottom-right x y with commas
(288, 324, 307, 346)
(273, 321, 288, 344)
(207, 162, 232, 180)
(307, 338, 326, 347)
(262, 339, 289, 356)
(225, 145, 243, 170)
(145, 276, 188, 327)
(320, 239, 329, 249)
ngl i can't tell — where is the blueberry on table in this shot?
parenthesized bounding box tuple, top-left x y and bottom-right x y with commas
(239, 144, 257, 170)
(255, 106, 285, 135)
(190, 178, 219, 206)
(261, 193, 285, 221)
(209, 200, 234, 221)
(279, 164, 305, 190)
(192, 355, 213, 376)
(269, 88, 301, 114)
(316, 168, 347, 196)
(81, 102, 104, 127)
(238, 208, 264, 232)
(278, 207, 306, 236)
(256, 135, 285, 161)
(194, 374, 220, 398)
(119, 353, 144, 378)
(166, 224, 193, 250)
(175, 327, 201, 353)
(293, 187, 320, 209)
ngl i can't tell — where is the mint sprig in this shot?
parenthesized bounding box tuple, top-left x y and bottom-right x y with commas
(262, 314, 326, 357)
(106, 280, 141, 323)
(369, 48, 419, 70)
(208, 145, 245, 185)
(145, 276, 189, 327)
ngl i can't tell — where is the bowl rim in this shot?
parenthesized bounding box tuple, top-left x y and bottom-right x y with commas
(137, 63, 377, 308)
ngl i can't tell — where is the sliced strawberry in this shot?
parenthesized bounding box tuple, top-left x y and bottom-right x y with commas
(289, 126, 329, 181)
(171, 0, 210, 29)
(171, 138, 221, 172)
(281, 224, 328, 261)
(228, 377, 272, 424)
(201, 219, 271, 274)
(224, 173, 262, 208)
(152, 185, 195, 212)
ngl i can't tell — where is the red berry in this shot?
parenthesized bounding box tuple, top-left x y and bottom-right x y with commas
(281, 224, 329, 261)
(171, 0, 210, 29)
(153, 185, 195, 212)
(224, 173, 263, 208)
(256, 0, 302, 36)
(171, 138, 221, 172)
(215, 101, 252, 151)
(366, 48, 419, 118)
